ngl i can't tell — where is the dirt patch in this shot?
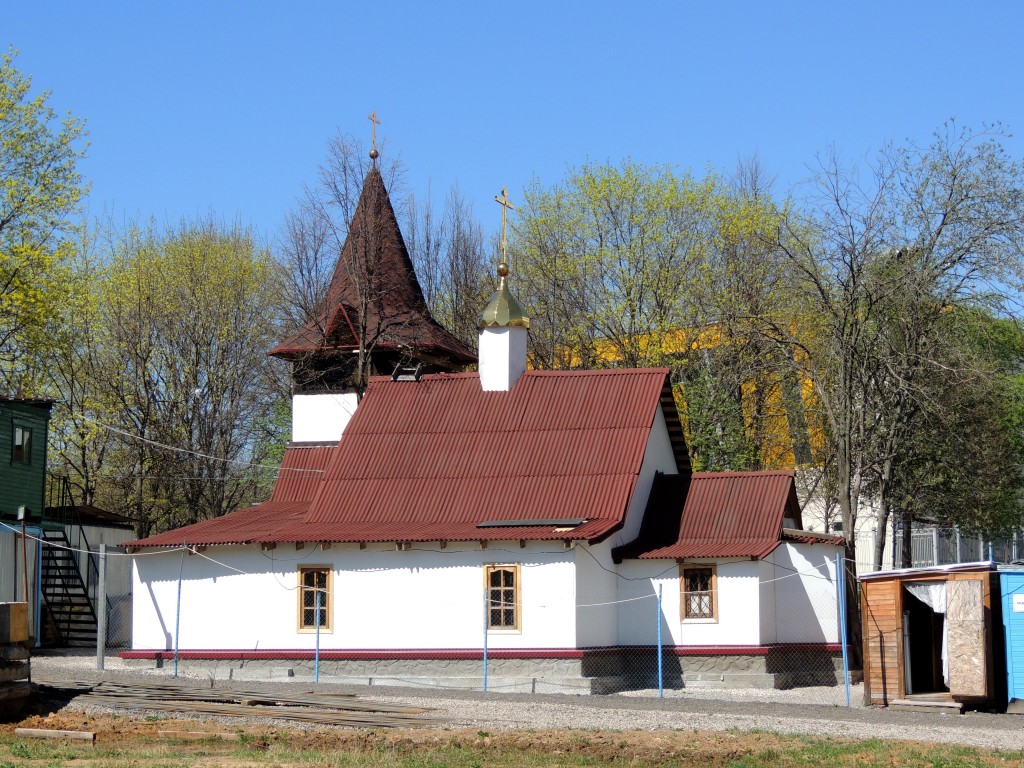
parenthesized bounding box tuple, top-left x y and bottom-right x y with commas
(0, 710, 792, 761)
(4, 710, 1024, 767)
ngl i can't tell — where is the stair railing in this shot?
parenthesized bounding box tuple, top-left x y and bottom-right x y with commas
(45, 475, 103, 606)
(43, 475, 106, 645)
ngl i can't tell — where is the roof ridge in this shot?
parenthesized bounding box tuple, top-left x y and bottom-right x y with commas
(366, 368, 672, 385)
(690, 470, 795, 478)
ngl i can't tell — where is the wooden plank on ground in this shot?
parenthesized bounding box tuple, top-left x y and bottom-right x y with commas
(15, 728, 96, 741)
(33, 679, 437, 729)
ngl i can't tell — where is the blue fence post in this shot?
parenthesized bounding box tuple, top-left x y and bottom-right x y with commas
(96, 544, 107, 671)
(657, 583, 664, 698)
(173, 541, 186, 679)
(34, 529, 42, 646)
(835, 552, 851, 707)
(483, 587, 489, 692)
(315, 586, 321, 683)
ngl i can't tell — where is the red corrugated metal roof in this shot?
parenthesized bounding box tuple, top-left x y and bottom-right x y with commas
(130, 368, 681, 547)
(301, 370, 671, 542)
(269, 443, 335, 503)
(781, 528, 845, 546)
(131, 502, 309, 547)
(631, 471, 804, 559)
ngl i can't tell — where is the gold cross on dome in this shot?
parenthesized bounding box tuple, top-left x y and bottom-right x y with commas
(494, 187, 514, 270)
(368, 111, 381, 159)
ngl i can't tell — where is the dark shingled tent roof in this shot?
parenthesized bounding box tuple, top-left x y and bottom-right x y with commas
(269, 167, 475, 366)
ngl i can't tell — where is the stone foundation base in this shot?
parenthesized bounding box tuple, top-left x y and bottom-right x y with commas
(121, 645, 858, 694)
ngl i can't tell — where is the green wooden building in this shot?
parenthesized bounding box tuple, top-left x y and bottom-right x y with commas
(0, 397, 53, 640)
(0, 396, 53, 525)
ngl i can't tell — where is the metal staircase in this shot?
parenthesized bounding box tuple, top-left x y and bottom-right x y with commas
(40, 476, 102, 647)
(40, 528, 98, 647)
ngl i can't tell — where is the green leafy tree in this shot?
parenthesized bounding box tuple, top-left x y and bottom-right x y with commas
(772, 124, 1024, 658)
(511, 160, 805, 471)
(0, 49, 87, 390)
(49, 219, 284, 536)
(512, 161, 706, 370)
(881, 312, 1024, 563)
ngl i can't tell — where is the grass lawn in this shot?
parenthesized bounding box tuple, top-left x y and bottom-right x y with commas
(3, 717, 1024, 768)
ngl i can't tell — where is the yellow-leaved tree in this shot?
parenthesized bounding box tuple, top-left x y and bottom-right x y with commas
(0, 49, 87, 392)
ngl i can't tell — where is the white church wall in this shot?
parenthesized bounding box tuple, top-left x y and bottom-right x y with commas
(292, 393, 358, 443)
(614, 559, 679, 645)
(765, 542, 840, 644)
(616, 558, 761, 645)
(677, 559, 761, 646)
(132, 541, 578, 651)
(609, 406, 678, 552)
(758, 557, 778, 645)
(573, 541, 618, 646)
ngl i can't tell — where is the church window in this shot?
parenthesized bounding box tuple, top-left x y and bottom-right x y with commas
(680, 564, 717, 621)
(485, 564, 520, 630)
(297, 566, 332, 632)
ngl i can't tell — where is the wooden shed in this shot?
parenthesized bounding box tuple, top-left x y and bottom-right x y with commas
(860, 562, 1004, 710)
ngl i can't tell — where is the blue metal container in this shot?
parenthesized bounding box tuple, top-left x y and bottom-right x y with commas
(999, 572, 1024, 703)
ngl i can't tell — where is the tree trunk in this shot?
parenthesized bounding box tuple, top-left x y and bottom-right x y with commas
(901, 511, 913, 568)
(842, 539, 864, 669)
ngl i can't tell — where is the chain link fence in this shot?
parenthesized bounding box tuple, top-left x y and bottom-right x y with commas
(5, 522, 853, 700)
(0, 521, 133, 657)
(84, 543, 854, 702)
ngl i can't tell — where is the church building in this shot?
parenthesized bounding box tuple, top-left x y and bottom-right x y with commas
(124, 140, 844, 692)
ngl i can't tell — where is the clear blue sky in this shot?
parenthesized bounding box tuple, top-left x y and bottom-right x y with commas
(6, 1, 1022, 245)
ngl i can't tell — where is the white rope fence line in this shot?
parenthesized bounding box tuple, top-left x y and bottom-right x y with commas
(0, 520, 181, 557)
(1, 519, 849, 589)
(78, 414, 325, 474)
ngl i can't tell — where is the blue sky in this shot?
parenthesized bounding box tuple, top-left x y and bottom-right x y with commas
(6, 2, 1022, 245)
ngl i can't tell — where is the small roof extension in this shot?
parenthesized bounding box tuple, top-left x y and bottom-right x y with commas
(613, 470, 843, 562)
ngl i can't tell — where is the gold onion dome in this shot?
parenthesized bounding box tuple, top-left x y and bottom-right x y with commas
(480, 186, 530, 329)
(478, 272, 530, 329)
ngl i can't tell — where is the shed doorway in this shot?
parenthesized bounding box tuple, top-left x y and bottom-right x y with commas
(902, 582, 948, 695)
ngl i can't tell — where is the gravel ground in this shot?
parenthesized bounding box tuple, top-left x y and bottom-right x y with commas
(27, 650, 1024, 752)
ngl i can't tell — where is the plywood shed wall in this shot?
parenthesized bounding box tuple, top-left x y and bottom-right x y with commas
(860, 565, 1002, 707)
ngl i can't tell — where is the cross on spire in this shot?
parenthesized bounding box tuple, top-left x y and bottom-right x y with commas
(494, 187, 514, 275)
(368, 111, 381, 162)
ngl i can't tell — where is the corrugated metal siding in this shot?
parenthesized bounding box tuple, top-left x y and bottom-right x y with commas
(636, 471, 797, 559)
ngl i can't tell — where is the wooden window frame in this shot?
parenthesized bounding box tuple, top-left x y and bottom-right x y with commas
(484, 564, 521, 632)
(12, 425, 31, 465)
(297, 566, 333, 633)
(680, 563, 718, 622)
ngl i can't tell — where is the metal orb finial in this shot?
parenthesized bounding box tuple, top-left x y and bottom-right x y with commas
(368, 111, 381, 163)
